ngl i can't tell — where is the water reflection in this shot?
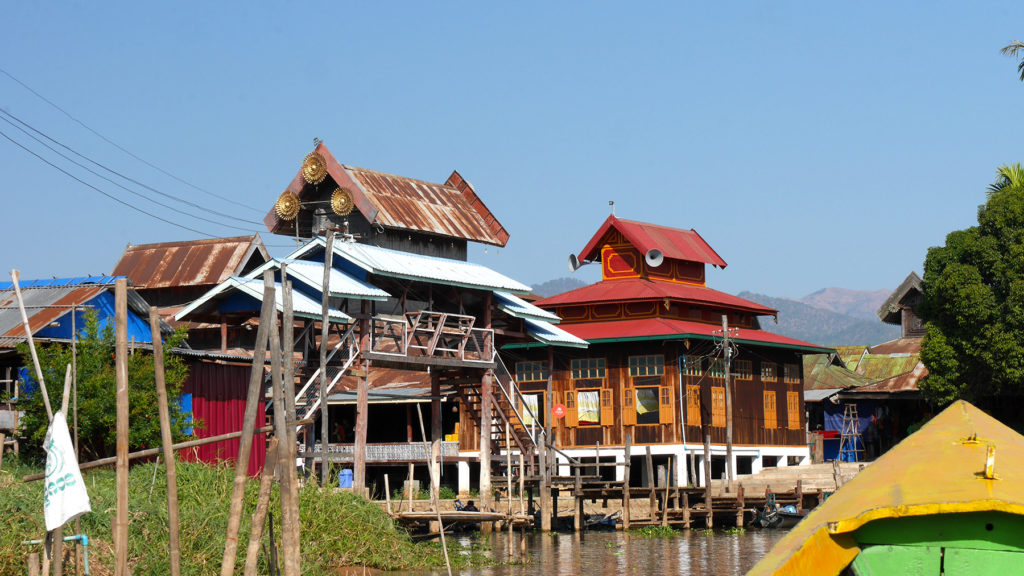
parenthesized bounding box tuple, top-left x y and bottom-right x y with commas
(389, 529, 786, 575)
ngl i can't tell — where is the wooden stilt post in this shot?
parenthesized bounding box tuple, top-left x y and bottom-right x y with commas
(622, 433, 631, 531)
(646, 446, 656, 521)
(662, 458, 670, 527)
(113, 279, 130, 576)
(415, 404, 453, 576)
(29, 552, 40, 576)
(220, 271, 276, 576)
(796, 479, 804, 514)
(703, 425, 713, 529)
(430, 371, 441, 506)
(319, 231, 335, 486)
(539, 439, 551, 532)
(573, 466, 582, 532)
(280, 272, 301, 575)
(682, 490, 691, 529)
(479, 368, 493, 534)
(406, 405, 416, 503)
(243, 437, 279, 576)
(354, 299, 370, 495)
(149, 308, 181, 576)
(736, 484, 745, 527)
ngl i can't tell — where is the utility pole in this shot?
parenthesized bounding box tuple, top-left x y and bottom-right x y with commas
(720, 315, 736, 490)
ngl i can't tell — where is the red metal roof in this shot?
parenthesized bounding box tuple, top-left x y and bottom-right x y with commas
(111, 235, 268, 289)
(577, 215, 727, 267)
(534, 278, 777, 316)
(264, 143, 509, 246)
(556, 317, 828, 350)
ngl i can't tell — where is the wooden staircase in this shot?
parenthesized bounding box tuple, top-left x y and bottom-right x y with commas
(294, 324, 360, 422)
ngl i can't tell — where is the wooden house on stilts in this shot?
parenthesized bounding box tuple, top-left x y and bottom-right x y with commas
(175, 143, 586, 510)
(504, 215, 830, 487)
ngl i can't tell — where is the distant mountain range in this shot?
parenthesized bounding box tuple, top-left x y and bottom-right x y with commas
(739, 291, 900, 347)
(532, 277, 899, 347)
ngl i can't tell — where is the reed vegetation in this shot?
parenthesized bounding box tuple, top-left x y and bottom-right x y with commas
(0, 457, 488, 575)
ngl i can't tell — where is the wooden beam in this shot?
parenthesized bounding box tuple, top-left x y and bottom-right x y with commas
(149, 308, 181, 576)
(114, 279, 129, 576)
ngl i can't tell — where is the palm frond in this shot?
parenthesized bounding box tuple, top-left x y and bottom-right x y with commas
(1001, 41, 1024, 82)
(988, 162, 1024, 196)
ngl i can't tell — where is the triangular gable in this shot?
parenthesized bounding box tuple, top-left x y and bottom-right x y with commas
(576, 215, 727, 267)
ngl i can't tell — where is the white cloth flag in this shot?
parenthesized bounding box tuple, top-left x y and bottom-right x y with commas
(44, 411, 91, 530)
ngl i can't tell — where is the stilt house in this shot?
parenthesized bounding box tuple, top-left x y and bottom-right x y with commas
(502, 215, 829, 485)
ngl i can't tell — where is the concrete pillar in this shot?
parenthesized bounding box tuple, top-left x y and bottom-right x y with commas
(479, 370, 493, 534)
(615, 452, 626, 482)
(751, 455, 764, 476)
(457, 461, 471, 496)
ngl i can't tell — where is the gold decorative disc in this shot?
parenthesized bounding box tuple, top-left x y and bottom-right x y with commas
(301, 151, 328, 185)
(331, 187, 355, 216)
(275, 191, 301, 221)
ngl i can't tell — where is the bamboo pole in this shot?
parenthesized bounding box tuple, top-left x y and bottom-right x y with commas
(384, 474, 393, 515)
(622, 433, 631, 530)
(114, 279, 129, 576)
(243, 437, 279, 576)
(415, 404, 452, 576)
(280, 272, 301, 575)
(268, 307, 298, 576)
(220, 271, 277, 576)
(23, 420, 310, 482)
(10, 270, 52, 420)
(53, 365, 72, 576)
(149, 308, 181, 576)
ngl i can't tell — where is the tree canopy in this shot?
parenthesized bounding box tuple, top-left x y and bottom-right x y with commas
(920, 163, 1024, 408)
(12, 310, 191, 462)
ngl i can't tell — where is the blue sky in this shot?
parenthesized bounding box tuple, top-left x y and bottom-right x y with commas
(2, 2, 1022, 298)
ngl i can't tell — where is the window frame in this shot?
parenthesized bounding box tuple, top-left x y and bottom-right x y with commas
(761, 362, 778, 382)
(685, 384, 701, 425)
(628, 355, 665, 377)
(515, 361, 549, 383)
(763, 390, 777, 430)
(733, 359, 753, 381)
(575, 388, 602, 427)
(787, 391, 801, 430)
(711, 386, 726, 427)
(571, 358, 606, 380)
(633, 386, 661, 425)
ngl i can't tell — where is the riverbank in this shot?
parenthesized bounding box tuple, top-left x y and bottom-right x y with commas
(0, 459, 489, 575)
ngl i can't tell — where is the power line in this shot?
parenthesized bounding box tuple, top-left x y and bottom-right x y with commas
(0, 126, 215, 238)
(0, 108, 264, 227)
(0, 65, 263, 214)
(0, 114, 260, 234)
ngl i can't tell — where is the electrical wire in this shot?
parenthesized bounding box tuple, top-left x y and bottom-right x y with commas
(0, 114, 259, 234)
(0, 65, 263, 213)
(0, 107, 264, 226)
(0, 126, 215, 238)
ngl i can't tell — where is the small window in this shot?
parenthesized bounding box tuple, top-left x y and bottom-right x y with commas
(635, 387, 660, 424)
(787, 391, 801, 429)
(761, 362, 778, 382)
(571, 358, 606, 380)
(515, 361, 549, 383)
(733, 359, 753, 380)
(521, 393, 545, 428)
(711, 386, 726, 427)
(681, 355, 702, 377)
(708, 358, 725, 379)
(784, 364, 800, 384)
(628, 355, 664, 377)
(576, 390, 601, 426)
(763, 391, 777, 430)
(686, 384, 701, 425)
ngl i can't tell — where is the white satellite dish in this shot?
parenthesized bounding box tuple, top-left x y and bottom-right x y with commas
(645, 249, 664, 268)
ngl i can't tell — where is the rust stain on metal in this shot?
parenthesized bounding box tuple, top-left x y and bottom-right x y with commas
(0, 286, 105, 340)
(265, 142, 509, 246)
(112, 235, 268, 289)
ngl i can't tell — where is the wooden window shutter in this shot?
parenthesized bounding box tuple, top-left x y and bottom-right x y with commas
(763, 391, 777, 429)
(712, 387, 726, 427)
(659, 386, 674, 425)
(565, 390, 578, 428)
(622, 387, 636, 426)
(686, 384, 701, 426)
(600, 388, 615, 426)
(787, 391, 800, 430)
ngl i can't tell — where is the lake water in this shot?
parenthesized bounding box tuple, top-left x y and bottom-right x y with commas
(390, 529, 786, 575)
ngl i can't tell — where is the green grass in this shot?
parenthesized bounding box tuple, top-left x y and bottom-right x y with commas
(1, 457, 490, 575)
(628, 525, 679, 538)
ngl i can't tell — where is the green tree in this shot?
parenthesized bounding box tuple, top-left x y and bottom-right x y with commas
(920, 164, 1024, 408)
(13, 310, 191, 462)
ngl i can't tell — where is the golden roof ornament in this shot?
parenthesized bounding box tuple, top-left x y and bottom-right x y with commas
(331, 187, 355, 216)
(275, 190, 301, 221)
(301, 151, 328, 185)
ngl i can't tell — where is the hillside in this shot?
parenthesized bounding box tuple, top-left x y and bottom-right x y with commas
(533, 277, 588, 298)
(739, 292, 900, 347)
(799, 287, 891, 321)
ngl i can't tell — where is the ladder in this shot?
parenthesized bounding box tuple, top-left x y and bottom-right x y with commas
(838, 403, 863, 462)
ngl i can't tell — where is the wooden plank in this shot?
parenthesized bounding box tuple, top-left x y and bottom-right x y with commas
(622, 433, 631, 530)
(279, 271, 300, 576)
(114, 279, 129, 576)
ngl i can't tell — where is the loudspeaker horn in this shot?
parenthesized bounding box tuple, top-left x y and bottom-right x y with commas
(645, 248, 664, 268)
(568, 254, 582, 272)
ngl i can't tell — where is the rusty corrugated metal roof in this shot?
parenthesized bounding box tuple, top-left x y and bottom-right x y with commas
(869, 336, 922, 355)
(0, 285, 106, 340)
(111, 234, 269, 289)
(264, 143, 510, 246)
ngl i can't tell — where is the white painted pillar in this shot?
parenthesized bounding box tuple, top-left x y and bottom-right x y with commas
(615, 452, 625, 482)
(777, 453, 789, 467)
(675, 449, 687, 485)
(457, 460, 471, 495)
(751, 455, 764, 476)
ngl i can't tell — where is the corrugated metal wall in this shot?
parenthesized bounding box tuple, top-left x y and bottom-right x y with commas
(181, 360, 266, 476)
